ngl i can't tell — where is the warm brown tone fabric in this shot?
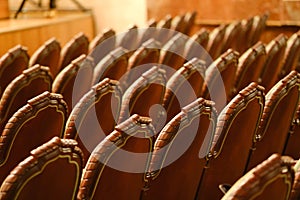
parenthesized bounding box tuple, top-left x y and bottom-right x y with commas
(259, 33, 288, 91)
(59, 32, 89, 72)
(222, 21, 242, 53)
(280, 30, 300, 79)
(0, 45, 29, 97)
(64, 78, 123, 164)
(117, 24, 139, 51)
(238, 17, 254, 53)
(289, 159, 300, 200)
(89, 28, 116, 66)
(182, 11, 197, 35)
(0, 64, 53, 133)
(197, 82, 265, 200)
(247, 70, 300, 170)
(159, 33, 188, 78)
(52, 54, 94, 114)
(170, 14, 186, 34)
(142, 98, 217, 200)
(139, 19, 157, 46)
(0, 136, 83, 200)
(92, 47, 129, 85)
(163, 58, 206, 122)
(221, 154, 294, 200)
(184, 28, 210, 61)
(0, 91, 68, 184)
(206, 24, 227, 60)
(77, 114, 155, 200)
(118, 66, 166, 130)
(284, 104, 300, 159)
(234, 41, 266, 93)
(155, 15, 173, 45)
(29, 37, 61, 77)
(202, 49, 239, 112)
(125, 38, 161, 89)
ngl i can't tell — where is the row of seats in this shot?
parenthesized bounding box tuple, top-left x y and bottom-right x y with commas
(0, 11, 299, 199)
(0, 70, 299, 199)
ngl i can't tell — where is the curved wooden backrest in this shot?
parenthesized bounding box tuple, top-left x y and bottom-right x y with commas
(125, 38, 161, 89)
(118, 66, 166, 130)
(280, 30, 300, 78)
(221, 154, 294, 200)
(142, 98, 217, 200)
(0, 64, 53, 132)
(92, 47, 129, 85)
(182, 11, 197, 35)
(234, 41, 267, 93)
(89, 28, 116, 65)
(238, 17, 254, 52)
(64, 78, 123, 163)
(184, 28, 210, 61)
(128, 39, 161, 70)
(0, 136, 83, 200)
(117, 24, 139, 51)
(139, 18, 157, 45)
(163, 58, 206, 123)
(202, 49, 239, 112)
(248, 13, 268, 46)
(59, 32, 89, 71)
(159, 33, 188, 78)
(29, 37, 61, 77)
(171, 14, 186, 33)
(222, 21, 242, 53)
(89, 28, 116, 53)
(290, 158, 300, 200)
(77, 114, 156, 200)
(0, 45, 29, 96)
(247, 70, 300, 170)
(284, 105, 300, 159)
(206, 24, 227, 60)
(197, 82, 265, 200)
(0, 91, 68, 184)
(52, 54, 94, 113)
(155, 14, 173, 45)
(260, 33, 288, 91)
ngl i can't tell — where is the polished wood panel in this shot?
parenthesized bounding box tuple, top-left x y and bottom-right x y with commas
(0, 11, 95, 56)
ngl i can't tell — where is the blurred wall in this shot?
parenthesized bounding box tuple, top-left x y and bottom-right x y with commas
(9, 0, 148, 33)
(146, 0, 300, 23)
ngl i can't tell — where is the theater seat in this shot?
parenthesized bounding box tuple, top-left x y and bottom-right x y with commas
(124, 38, 161, 89)
(202, 49, 239, 112)
(234, 41, 266, 94)
(59, 32, 89, 72)
(118, 66, 166, 130)
(184, 28, 210, 61)
(279, 30, 300, 79)
(0, 136, 83, 200)
(221, 154, 294, 200)
(0, 64, 53, 133)
(77, 114, 155, 200)
(64, 78, 123, 164)
(206, 24, 227, 60)
(0, 45, 29, 97)
(0, 91, 68, 184)
(247, 70, 300, 170)
(142, 98, 217, 200)
(163, 58, 206, 122)
(52, 54, 94, 114)
(259, 33, 288, 91)
(29, 37, 61, 77)
(92, 47, 129, 86)
(159, 33, 188, 78)
(197, 82, 265, 200)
